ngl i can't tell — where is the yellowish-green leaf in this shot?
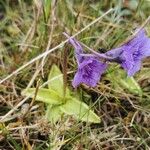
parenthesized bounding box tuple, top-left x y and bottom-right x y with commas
(107, 67, 142, 95)
(46, 105, 63, 123)
(120, 76, 142, 95)
(48, 64, 70, 96)
(22, 88, 62, 104)
(60, 97, 100, 123)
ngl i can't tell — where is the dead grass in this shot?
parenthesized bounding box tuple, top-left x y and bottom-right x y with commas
(0, 0, 150, 149)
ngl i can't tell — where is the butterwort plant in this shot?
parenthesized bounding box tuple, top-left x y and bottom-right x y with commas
(22, 65, 100, 123)
(65, 28, 150, 88)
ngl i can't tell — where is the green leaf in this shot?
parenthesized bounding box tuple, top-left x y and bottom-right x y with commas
(22, 88, 62, 104)
(107, 67, 142, 95)
(46, 105, 63, 123)
(44, 0, 51, 22)
(120, 76, 142, 95)
(60, 97, 100, 123)
(48, 64, 70, 96)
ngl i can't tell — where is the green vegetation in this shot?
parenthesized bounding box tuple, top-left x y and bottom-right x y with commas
(0, 0, 150, 149)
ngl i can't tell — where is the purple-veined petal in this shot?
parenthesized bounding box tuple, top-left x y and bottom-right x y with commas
(127, 61, 141, 76)
(141, 38, 150, 58)
(72, 69, 83, 88)
(119, 49, 134, 74)
(126, 29, 147, 46)
(72, 58, 107, 87)
(79, 58, 93, 68)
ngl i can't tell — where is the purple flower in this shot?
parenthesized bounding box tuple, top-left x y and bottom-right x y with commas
(106, 29, 150, 76)
(72, 57, 107, 87)
(64, 33, 107, 87)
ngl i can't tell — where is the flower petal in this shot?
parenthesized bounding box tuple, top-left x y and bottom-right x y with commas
(120, 50, 134, 72)
(79, 58, 93, 68)
(72, 69, 83, 88)
(127, 61, 141, 76)
(72, 58, 107, 87)
(126, 29, 147, 46)
(141, 38, 150, 58)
